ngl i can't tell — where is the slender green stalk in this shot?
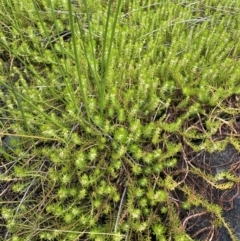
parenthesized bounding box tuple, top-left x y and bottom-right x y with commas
(0, 81, 64, 130)
(8, 74, 30, 132)
(81, 0, 102, 97)
(68, 0, 90, 120)
(31, 0, 78, 110)
(100, 0, 122, 116)
(80, 0, 122, 117)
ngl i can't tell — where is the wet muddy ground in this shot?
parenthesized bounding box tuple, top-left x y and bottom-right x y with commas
(184, 142, 240, 240)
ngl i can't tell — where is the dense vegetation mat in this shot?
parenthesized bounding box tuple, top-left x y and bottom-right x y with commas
(1, 0, 240, 240)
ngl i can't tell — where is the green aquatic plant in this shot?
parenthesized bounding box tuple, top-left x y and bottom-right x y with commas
(1, 0, 240, 240)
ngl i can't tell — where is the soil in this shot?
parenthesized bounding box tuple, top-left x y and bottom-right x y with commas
(184, 142, 240, 240)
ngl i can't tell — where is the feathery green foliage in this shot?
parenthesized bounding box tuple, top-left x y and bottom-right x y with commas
(1, 0, 240, 240)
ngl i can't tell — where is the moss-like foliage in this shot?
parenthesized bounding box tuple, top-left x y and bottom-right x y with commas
(1, 0, 240, 240)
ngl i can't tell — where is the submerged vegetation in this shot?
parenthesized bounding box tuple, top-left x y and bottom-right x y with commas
(1, 0, 240, 240)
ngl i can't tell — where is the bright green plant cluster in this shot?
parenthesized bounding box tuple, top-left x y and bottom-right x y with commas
(1, 0, 240, 240)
